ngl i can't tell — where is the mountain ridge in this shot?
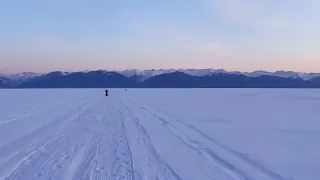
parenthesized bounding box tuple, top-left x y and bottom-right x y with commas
(1, 69, 320, 88)
(1, 69, 320, 81)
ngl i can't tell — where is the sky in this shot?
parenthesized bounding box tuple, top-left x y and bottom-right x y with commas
(0, 0, 320, 74)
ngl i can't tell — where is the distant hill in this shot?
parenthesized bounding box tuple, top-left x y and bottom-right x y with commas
(1, 69, 320, 88)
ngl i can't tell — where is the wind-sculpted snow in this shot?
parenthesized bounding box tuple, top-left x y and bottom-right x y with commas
(0, 89, 319, 180)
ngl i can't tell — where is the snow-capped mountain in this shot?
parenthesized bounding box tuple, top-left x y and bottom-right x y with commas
(1, 69, 320, 85)
(116, 69, 177, 79)
(243, 70, 320, 80)
(0, 72, 40, 81)
(115, 69, 320, 81)
(178, 69, 223, 76)
(243, 70, 271, 77)
(116, 69, 244, 79)
(1, 69, 320, 88)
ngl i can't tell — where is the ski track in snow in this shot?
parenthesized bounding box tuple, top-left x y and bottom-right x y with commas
(0, 89, 318, 180)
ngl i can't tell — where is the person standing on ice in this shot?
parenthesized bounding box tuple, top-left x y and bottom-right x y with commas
(105, 89, 108, 96)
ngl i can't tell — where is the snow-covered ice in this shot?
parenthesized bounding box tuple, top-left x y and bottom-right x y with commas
(0, 88, 319, 180)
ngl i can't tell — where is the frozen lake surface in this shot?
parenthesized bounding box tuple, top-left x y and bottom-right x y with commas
(0, 89, 319, 180)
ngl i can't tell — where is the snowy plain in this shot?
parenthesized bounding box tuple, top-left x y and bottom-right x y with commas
(0, 88, 319, 180)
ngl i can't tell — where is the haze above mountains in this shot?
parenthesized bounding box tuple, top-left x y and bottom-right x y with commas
(1, 69, 320, 88)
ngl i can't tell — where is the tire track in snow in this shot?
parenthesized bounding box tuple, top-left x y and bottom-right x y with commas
(184, 124, 291, 180)
(80, 137, 103, 180)
(121, 102, 184, 180)
(48, 101, 108, 180)
(0, 98, 93, 168)
(110, 129, 134, 180)
(31, 98, 135, 180)
(62, 100, 136, 180)
(132, 102, 249, 180)
(1, 97, 92, 127)
(130, 101, 292, 180)
(0, 95, 138, 180)
(0, 98, 95, 180)
(3, 132, 69, 180)
(0, 104, 63, 126)
(78, 101, 134, 180)
(126, 101, 242, 180)
(160, 123, 251, 180)
(48, 134, 90, 180)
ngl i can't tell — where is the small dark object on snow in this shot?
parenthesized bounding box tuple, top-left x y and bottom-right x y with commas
(125, 89, 127, 91)
(105, 89, 108, 96)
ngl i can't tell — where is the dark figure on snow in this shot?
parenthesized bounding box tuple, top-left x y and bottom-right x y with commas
(105, 89, 108, 96)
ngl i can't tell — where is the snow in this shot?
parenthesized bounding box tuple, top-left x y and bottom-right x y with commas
(0, 89, 319, 180)
(243, 70, 272, 77)
(116, 69, 140, 77)
(2, 72, 40, 80)
(115, 69, 320, 80)
(117, 69, 243, 79)
(177, 69, 216, 76)
(117, 69, 177, 79)
(243, 70, 320, 80)
(178, 69, 222, 76)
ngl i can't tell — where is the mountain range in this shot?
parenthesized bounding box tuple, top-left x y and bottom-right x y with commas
(1, 69, 320, 88)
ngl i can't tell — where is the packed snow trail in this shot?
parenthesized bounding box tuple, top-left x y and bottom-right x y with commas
(0, 96, 135, 180)
(0, 89, 319, 180)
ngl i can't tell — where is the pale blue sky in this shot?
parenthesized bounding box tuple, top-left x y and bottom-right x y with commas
(1, 0, 320, 74)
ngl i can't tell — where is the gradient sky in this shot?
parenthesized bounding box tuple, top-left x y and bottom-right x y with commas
(1, 0, 320, 74)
